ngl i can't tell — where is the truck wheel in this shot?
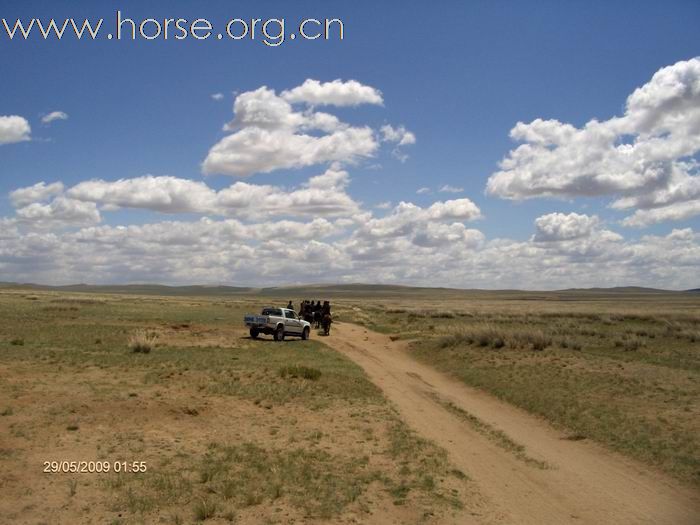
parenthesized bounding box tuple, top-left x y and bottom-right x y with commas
(274, 325, 285, 341)
(302, 326, 310, 340)
(249, 328, 259, 339)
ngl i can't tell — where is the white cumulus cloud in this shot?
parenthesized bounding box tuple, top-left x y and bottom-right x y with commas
(486, 57, 700, 227)
(1, 197, 699, 289)
(22, 167, 361, 221)
(281, 79, 383, 106)
(621, 200, 700, 227)
(204, 125, 377, 177)
(41, 111, 68, 124)
(439, 185, 464, 194)
(380, 124, 416, 146)
(357, 198, 481, 240)
(10, 181, 65, 207)
(381, 124, 416, 162)
(0, 115, 31, 144)
(216, 166, 361, 218)
(202, 83, 381, 177)
(533, 212, 600, 242)
(15, 197, 100, 227)
(67, 176, 217, 213)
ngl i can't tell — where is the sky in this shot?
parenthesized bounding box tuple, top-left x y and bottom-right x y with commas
(1, 0, 699, 289)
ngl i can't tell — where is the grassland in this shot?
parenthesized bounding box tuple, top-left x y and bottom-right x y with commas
(0, 290, 473, 524)
(2, 284, 698, 523)
(335, 292, 700, 487)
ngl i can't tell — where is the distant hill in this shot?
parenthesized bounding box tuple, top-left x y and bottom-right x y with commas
(0, 281, 691, 299)
(258, 283, 462, 297)
(0, 282, 254, 296)
(555, 286, 672, 294)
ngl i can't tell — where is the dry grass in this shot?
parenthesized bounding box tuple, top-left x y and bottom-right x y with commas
(128, 329, 158, 353)
(0, 290, 475, 524)
(192, 497, 218, 521)
(329, 292, 700, 486)
(278, 365, 322, 381)
(439, 323, 552, 351)
(404, 308, 700, 486)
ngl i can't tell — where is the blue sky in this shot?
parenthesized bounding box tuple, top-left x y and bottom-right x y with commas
(1, 1, 699, 288)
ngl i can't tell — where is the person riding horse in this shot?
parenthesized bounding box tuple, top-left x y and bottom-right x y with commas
(301, 300, 314, 324)
(321, 311, 332, 335)
(313, 300, 322, 328)
(320, 301, 332, 335)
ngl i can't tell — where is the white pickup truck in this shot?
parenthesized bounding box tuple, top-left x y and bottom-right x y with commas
(244, 307, 311, 341)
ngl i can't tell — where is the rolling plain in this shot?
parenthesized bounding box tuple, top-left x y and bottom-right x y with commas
(1, 284, 699, 524)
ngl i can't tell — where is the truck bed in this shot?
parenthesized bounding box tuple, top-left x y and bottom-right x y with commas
(244, 314, 268, 325)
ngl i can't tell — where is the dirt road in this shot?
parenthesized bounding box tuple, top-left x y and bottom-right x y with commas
(323, 322, 700, 525)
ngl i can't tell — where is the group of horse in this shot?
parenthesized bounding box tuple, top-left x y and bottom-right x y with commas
(293, 300, 332, 336)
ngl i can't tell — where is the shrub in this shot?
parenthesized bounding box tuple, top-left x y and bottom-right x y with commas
(622, 337, 644, 351)
(193, 498, 217, 521)
(680, 329, 700, 343)
(559, 338, 582, 350)
(531, 338, 548, 351)
(278, 366, 322, 381)
(128, 329, 158, 353)
(440, 324, 507, 349)
(10, 338, 24, 346)
(430, 311, 455, 319)
(440, 324, 552, 351)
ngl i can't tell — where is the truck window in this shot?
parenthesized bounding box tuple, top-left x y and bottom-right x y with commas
(262, 308, 282, 316)
(285, 310, 297, 319)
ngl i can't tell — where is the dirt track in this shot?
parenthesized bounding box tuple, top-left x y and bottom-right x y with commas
(324, 322, 700, 525)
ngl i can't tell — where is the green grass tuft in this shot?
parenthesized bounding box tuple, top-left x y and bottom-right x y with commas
(278, 365, 322, 381)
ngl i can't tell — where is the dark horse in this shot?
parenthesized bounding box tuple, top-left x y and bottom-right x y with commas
(301, 302, 314, 324)
(313, 309, 322, 329)
(321, 313, 332, 336)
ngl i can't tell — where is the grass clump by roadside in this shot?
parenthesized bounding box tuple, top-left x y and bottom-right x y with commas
(104, 434, 471, 522)
(198, 442, 377, 519)
(386, 420, 465, 509)
(192, 497, 218, 521)
(104, 471, 194, 515)
(128, 329, 158, 353)
(430, 394, 548, 469)
(278, 365, 322, 381)
(439, 324, 552, 351)
(207, 341, 383, 407)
